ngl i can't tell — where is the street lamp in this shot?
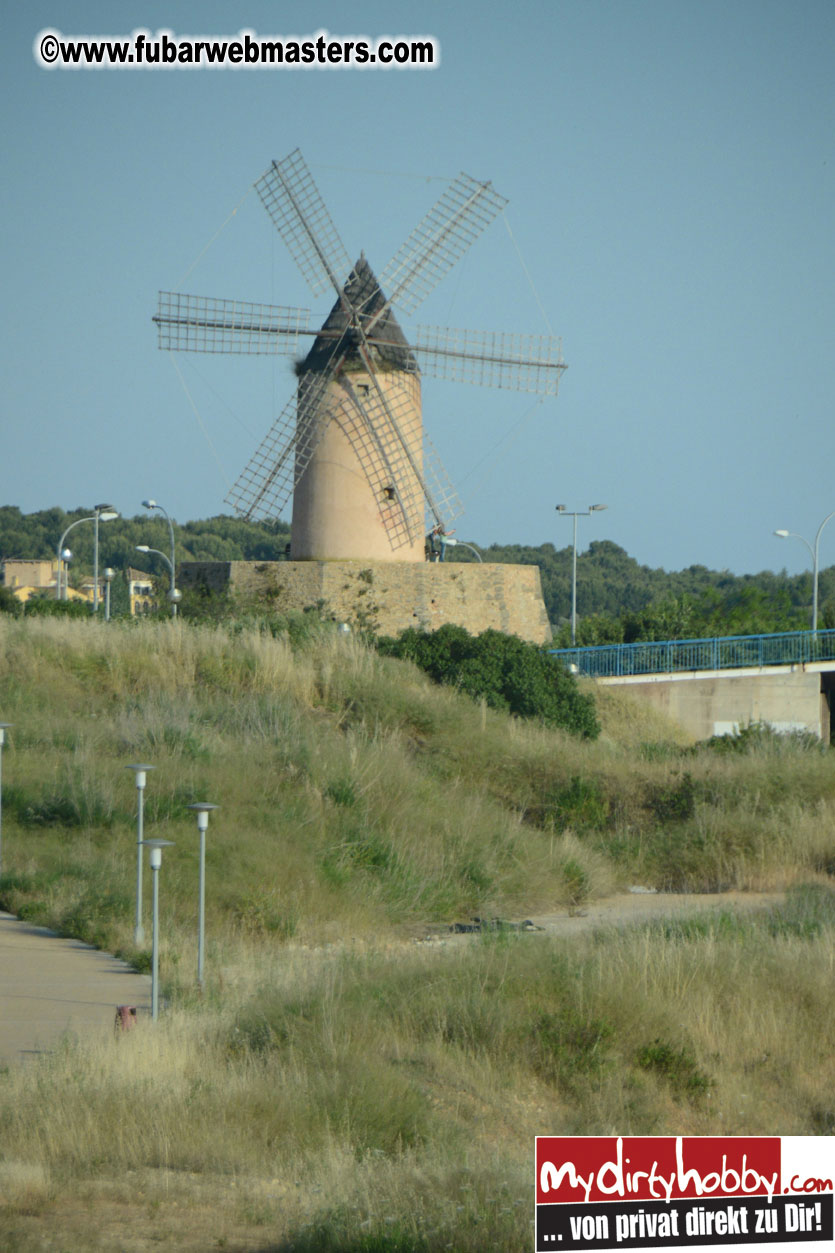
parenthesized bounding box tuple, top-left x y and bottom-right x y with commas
(556, 504, 608, 646)
(103, 568, 115, 621)
(126, 764, 155, 945)
(56, 507, 119, 605)
(142, 500, 178, 617)
(441, 538, 483, 563)
(141, 838, 175, 1021)
(92, 504, 120, 612)
(0, 723, 12, 882)
(136, 546, 182, 618)
(187, 803, 219, 991)
(774, 510, 835, 633)
(57, 548, 72, 600)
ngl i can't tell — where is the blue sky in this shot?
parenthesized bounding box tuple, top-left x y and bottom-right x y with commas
(2, 0, 834, 575)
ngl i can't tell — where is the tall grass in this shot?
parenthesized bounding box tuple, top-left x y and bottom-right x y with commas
(1, 894, 833, 1248)
(1, 614, 834, 1249)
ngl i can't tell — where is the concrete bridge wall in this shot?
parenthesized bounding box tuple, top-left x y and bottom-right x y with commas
(600, 664, 835, 742)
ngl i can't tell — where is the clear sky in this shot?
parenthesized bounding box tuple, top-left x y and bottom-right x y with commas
(2, 0, 833, 576)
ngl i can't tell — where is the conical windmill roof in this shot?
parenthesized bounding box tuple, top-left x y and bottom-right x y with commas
(301, 255, 418, 375)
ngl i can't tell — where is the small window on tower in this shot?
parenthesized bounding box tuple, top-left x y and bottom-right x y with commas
(382, 486, 396, 501)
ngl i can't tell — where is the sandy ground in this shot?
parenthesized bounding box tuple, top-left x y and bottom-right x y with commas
(419, 888, 786, 945)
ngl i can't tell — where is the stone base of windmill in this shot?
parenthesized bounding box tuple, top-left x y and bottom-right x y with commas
(179, 560, 552, 644)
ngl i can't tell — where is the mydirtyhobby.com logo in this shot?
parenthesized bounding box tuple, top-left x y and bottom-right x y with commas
(535, 1137, 833, 1250)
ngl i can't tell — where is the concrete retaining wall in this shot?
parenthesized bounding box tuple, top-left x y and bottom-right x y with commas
(600, 665, 832, 741)
(180, 559, 553, 644)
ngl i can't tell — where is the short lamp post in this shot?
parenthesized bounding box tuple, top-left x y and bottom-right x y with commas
(126, 764, 155, 945)
(556, 504, 608, 646)
(103, 568, 115, 621)
(141, 838, 175, 1021)
(0, 723, 12, 882)
(774, 509, 835, 634)
(136, 546, 182, 618)
(57, 548, 72, 600)
(187, 803, 219, 991)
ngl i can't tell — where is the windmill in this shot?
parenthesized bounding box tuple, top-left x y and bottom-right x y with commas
(154, 149, 566, 562)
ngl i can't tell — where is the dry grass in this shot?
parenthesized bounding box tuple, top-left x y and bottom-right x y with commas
(2, 894, 833, 1249)
(1, 615, 834, 1249)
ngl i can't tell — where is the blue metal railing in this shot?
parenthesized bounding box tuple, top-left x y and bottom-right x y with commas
(550, 629, 835, 679)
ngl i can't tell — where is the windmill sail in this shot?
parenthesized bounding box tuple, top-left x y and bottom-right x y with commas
(254, 149, 352, 298)
(154, 292, 311, 355)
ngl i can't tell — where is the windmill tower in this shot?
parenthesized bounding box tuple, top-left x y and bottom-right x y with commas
(154, 150, 566, 565)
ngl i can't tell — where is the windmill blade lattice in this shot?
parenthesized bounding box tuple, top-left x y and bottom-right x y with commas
(225, 363, 340, 521)
(414, 325, 566, 395)
(155, 292, 311, 356)
(378, 173, 508, 318)
(255, 149, 352, 298)
(335, 377, 424, 551)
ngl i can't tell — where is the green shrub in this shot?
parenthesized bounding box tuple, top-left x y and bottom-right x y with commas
(376, 625, 600, 738)
(531, 1009, 614, 1087)
(22, 595, 90, 618)
(647, 771, 696, 823)
(635, 1038, 710, 1101)
(700, 721, 823, 754)
(550, 776, 610, 830)
(0, 585, 21, 615)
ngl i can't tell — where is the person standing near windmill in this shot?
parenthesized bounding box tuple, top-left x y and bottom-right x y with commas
(426, 523, 455, 561)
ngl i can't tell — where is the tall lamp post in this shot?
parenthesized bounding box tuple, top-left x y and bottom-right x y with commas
(136, 547, 182, 617)
(0, 723, 12, 882)
(142, 500, 178, 617)
(556, 504, 608, 646)
(56, 506, 119, 604)
(774, 509, 835, 633)
(126, 764, 155, 944)
(141, 838, 175, 1021)
(92, 504, 120, 612)
(187, 803, 219, 991)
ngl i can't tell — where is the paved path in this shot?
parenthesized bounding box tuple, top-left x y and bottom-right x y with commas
(0, 912, 151, 1066)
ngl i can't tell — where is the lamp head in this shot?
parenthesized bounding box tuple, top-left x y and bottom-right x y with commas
(126, 763, 155, 789)
(188, 802, 219, 832)
(589, 504, 608, 512)
(95, 504, 120, 521)
(141, 838, 175, 869)
(555, 504, 566, 513)
(61, 548, 72, 561)
(773, 530, 790, 538)
(136, 545, 151, 554)
(142, 499, 157, 509)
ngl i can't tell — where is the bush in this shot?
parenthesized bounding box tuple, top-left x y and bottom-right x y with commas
(0, 585, 20, 615)
(22, 595, 90, 618)
(376, 625, 600, 738)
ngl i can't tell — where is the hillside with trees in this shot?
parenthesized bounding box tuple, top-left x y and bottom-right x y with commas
(2, 506, 833, 640)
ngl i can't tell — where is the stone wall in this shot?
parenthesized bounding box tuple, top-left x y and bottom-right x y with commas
(179, 560, 552, 643)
